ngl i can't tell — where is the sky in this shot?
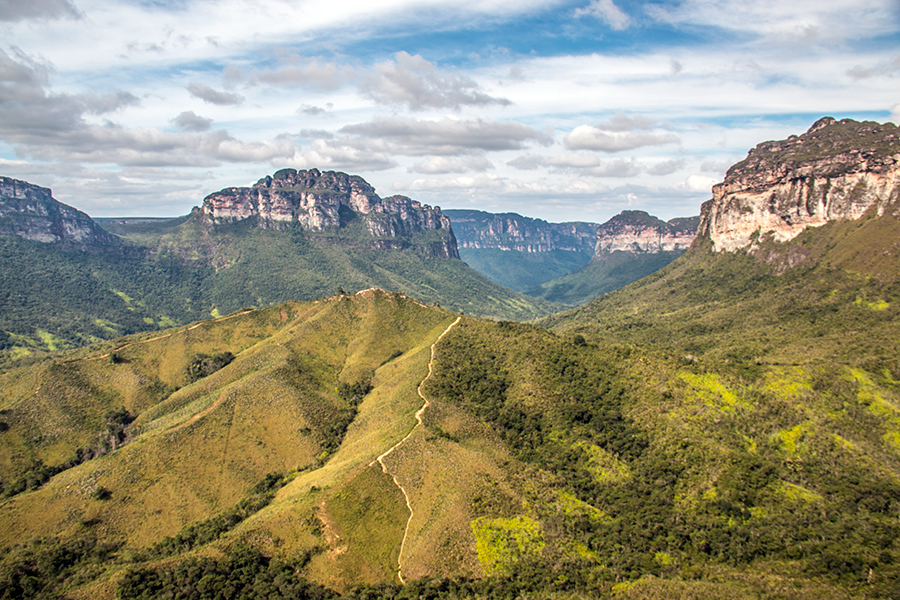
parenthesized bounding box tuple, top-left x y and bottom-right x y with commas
(1, 0, 898, 223)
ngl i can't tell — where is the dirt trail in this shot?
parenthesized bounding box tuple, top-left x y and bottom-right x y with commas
(373, 316, 461, 584)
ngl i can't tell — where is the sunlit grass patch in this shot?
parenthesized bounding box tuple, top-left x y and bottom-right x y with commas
(471, 515, 544, 576)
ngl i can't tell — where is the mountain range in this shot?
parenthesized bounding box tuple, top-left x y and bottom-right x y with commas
(0, 117, 899, 599)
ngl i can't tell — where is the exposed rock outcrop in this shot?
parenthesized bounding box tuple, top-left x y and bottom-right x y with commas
(698, 117, 900, 252)
(201, 168, 458, 258)
(0, 176, 116, 248)
(595, 211, 698, 255)
(443, 209, 597, 254)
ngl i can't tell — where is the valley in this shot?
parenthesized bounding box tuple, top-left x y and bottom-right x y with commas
(0, 117, 899, 599)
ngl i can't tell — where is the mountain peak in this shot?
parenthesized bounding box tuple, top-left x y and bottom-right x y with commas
(200, 169, 458, 258)
(700, 118, 900, 252)
(595, 210, 697, 254)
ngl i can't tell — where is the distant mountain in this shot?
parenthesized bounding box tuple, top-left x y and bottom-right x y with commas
(525, 211, 698, 306)
(0, 171, 558, 361)
(443, 209, 597, 291)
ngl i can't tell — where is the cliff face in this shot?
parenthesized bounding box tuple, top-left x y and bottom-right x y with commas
(595, 211, 698, 255)
(0, 176, 116, 248)
(443, 209, 597, 254)
(698, 117, 900, 252)
(201, 169, 458, 258)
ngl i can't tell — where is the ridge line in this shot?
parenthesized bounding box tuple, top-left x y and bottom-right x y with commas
(373, 315, 461, 585)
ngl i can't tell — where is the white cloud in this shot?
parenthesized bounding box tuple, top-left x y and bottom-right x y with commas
(173, 111, 213, 132)
(341, 116, 550, 155)
(254, 57, 354, 91)
(401, 173, 506, 191)
(647, 158, 685, 176)
(574, 0, 631, 30)
(506, 154, 546, 170)
(279, 138, 397, 172)
(678, 175, 718, 194)
(409, 156, 494, 174)
(0, 0, 80, 21)
(564, 125, 680, 152)
(186, 82, 244, 106)
(359, 51, 511, 111)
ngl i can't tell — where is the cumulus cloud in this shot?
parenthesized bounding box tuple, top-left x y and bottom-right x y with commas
(254, 57, 354, 91)
(506, 154, 547, 170)
(173, 111, 212, 132)
(574, 0, 631, 30)
(584, 158, 641, 178)
(891, 103, 900, 125)
(544, 151, 642, 178)
(565, 125, 679, 152)
(298, 104, 332, 116)
(409, 156, 493, 174)
(846, 55, 900, 80)
(297, 128, 334, 139)
(677, 174, 718, 193)
(402, 173, 506, 192)
(548, 153, 602, 168)
(279, 138, 396, 172)
(0, 0, 80, 21)
(359, 51, 511, 111)
(647, 158, 685, 176)
(186, 82, 244, 106)
(342, 116, 550, 155)
(0, 49, 293, 168)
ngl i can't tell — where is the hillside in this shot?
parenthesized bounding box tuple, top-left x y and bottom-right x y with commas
(0, 173, 558, 361)
(1, 118, 900, 599)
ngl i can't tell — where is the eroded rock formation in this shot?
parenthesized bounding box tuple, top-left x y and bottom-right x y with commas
(595, 211, 698, 255)
(698, 117, 900, 252)
(201, 168, 458, 258)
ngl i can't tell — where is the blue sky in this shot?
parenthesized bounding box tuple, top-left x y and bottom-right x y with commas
(1, 0, 898, 223)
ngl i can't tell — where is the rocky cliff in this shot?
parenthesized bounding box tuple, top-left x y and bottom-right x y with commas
(443, 209, 597, 254)
(0, 176, 116, 248)
(698, 117, 900, 252)
(201, 168, 458, 258)
(595, 211, 698, 255)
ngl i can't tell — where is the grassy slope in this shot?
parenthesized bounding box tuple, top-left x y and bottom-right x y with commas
(2, 215, 900, 599)
(534, 212, 900, 596)
(0, 216, 559, 361)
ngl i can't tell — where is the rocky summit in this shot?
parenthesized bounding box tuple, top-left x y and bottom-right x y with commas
(594, 210, 698, 255)
(201, 168, 458, 258)
(0, 176, 116, 248)
(699, 117, 900, 252)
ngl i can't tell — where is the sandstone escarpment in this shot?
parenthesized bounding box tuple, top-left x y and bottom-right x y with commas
(595, 211, 697, 255)
(201, 168, 458, 258)
(444, 209, 597, 254)
(0, 176, 116, 248)
(698, 117, 900, 252)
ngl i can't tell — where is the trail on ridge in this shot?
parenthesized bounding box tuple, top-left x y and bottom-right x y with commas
(373, 316, 461, 584)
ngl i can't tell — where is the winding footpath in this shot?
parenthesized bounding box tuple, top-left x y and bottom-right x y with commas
(372, 316, 461, 584)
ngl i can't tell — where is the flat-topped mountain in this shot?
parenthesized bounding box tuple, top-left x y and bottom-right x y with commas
(444, 209, 597, 253)
(594, 210, 697, 254)
(0, 176, 116, 248)
(203, 168, 458, 258)
(523, 210, 698, 306)
(699, 117, 900, 252)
